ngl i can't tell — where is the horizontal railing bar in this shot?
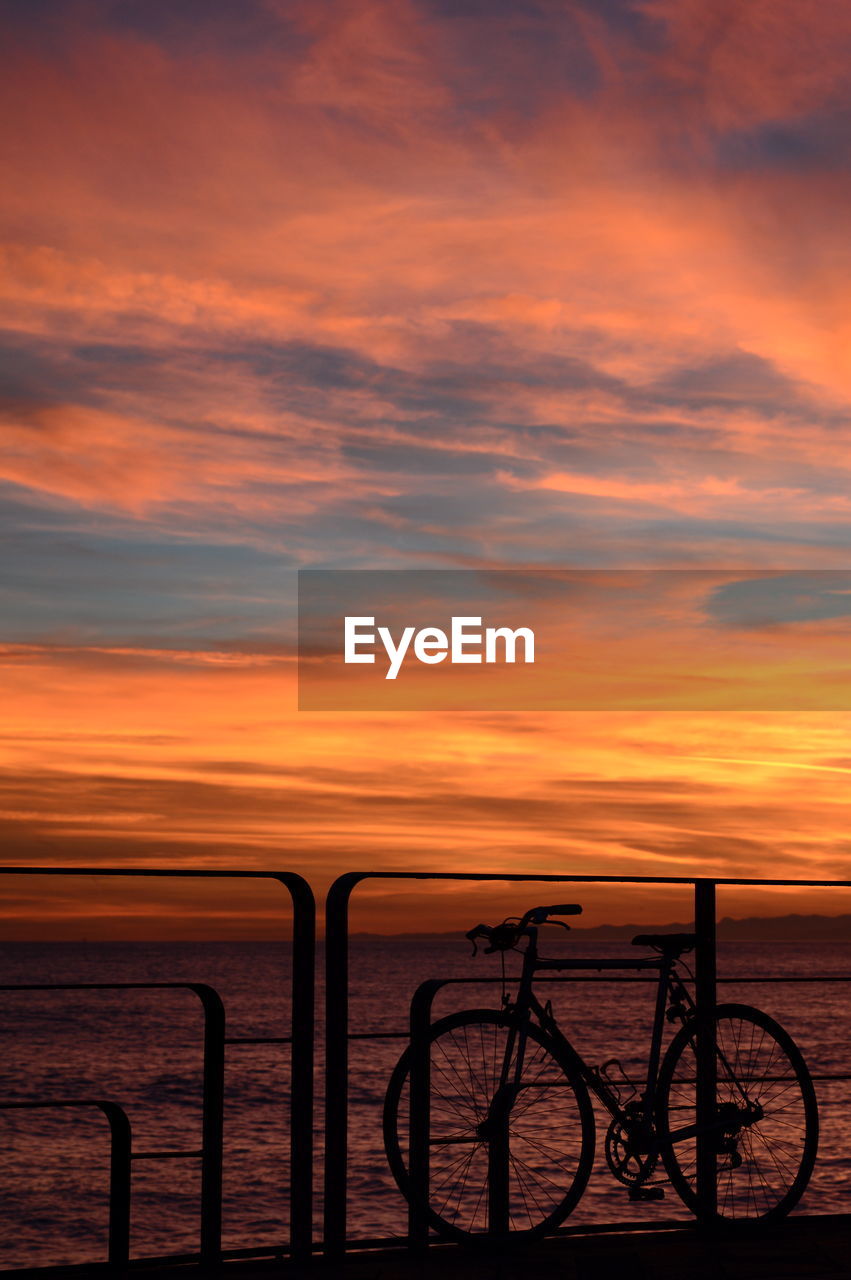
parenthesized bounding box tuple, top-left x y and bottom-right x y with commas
(538, 958, 662, 971)
(16, 867, 851, 885)
(349, 1032, 411, 1040)
(10, 973, 851, 996)
(335, 872, 851, 885)
(0, 983, 219, 991)
(131, 1150, 203, 1160)
(348, 972, 851, 985)
(716, 976, 851, 982)
(447, 972, 660, 983)
(0, 866, 305, 880)
(362, 975, 657, 986)
(224, 1036, 292, 1045)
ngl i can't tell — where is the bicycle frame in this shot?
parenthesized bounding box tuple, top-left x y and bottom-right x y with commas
(501, 925, 696, 1142)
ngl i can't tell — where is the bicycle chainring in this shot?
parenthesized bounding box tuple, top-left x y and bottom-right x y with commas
(605, 1118, 658, 1186)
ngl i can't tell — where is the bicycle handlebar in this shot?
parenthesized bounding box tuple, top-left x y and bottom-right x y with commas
(528, 903, 582, 921)
(465, 904, 582, 954)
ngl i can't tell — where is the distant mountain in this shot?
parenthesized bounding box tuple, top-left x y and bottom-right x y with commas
(350, 913, 851, 942)
(574, 914, 851, 941)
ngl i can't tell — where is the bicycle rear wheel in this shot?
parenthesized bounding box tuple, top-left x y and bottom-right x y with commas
(383, 1008, 595, 1244)
(657, 1003, 818, 1219)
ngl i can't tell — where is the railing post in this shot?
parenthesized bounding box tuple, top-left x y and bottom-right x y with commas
(282, 873, 316, 1263)
(323, 873, 363, 1257)
(409, 980, 445, 1249)
(102, 1101, 132, 1272)
(694, 879, 717, 1220)
(195, 985, 225, 1266)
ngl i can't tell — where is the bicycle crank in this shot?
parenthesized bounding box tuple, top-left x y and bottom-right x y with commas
(605, 1118, 659, 1187)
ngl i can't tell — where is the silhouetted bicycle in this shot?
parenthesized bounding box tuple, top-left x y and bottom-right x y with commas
(384, 904, 818, 1244)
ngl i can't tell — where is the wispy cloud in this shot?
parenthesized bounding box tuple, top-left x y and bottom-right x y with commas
(4, 1, 851, 926)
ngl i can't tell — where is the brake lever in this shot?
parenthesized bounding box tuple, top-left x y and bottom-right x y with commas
(465, 924, 489, 957)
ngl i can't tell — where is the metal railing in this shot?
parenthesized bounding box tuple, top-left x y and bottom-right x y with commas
(5, 869, 851, 1269)
(0, 867, 315, 1269)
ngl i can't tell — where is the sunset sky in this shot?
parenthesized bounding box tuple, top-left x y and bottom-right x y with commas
(4, 0, 851, 934)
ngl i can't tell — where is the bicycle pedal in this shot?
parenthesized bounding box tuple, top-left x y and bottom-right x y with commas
(628, 1186, 665, 1201)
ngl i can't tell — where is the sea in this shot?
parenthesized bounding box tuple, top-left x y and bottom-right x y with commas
(3, 938, 851, 1268)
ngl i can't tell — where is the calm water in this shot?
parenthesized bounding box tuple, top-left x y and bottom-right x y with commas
(2, 939, 851, 1266)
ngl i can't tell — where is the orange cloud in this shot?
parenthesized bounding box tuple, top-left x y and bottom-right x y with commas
(4, 2, 851, 932)
(2, 638, 851, 933)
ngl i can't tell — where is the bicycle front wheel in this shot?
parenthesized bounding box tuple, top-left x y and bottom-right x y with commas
(383, 1009, 595, 1244)
(657, 1003, 818, 1219)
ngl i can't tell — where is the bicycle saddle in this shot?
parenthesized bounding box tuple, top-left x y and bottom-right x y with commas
(632, 932, 696, 956)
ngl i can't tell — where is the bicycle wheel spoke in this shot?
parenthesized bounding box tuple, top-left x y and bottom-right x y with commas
(511, 1129, 580, 1174)
(510, 1054, 571, 1119)
(469, 1173, 489, 1232)
(432, 1149, 481, 1202)
(749, 1125, 797, 1181)
(509, 1149, 562, 1209)
(435, 1146, 478, 1218)
(432, 1039, 480, 1117)
(508, 1142, 573, 1194)
(657, 1005, 817, 1222)
(384, 1010, 594, 1242)
(448, 1026, 487, 1115)
(508, 1149, 546, 1225)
